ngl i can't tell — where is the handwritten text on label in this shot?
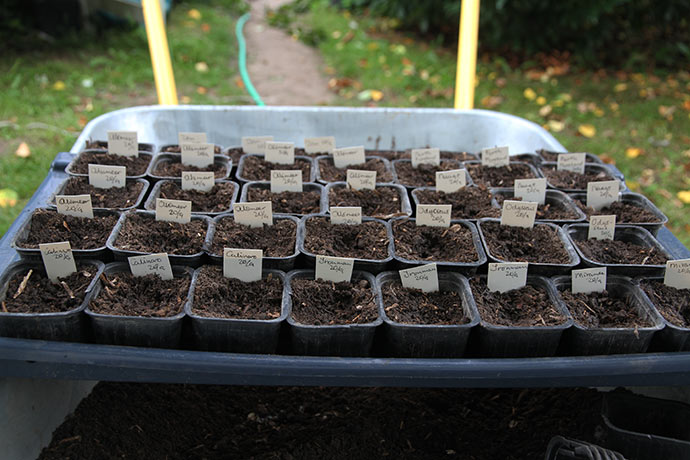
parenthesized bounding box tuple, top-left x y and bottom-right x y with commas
(487, 262, 528, 293)
(315, 255, 354, 283)
(107, 131, 137, 157)
(223, 248, 263, 282)
(572, 267, 607, 294)
(88, 164, 126, 189)
(234, 201, 272, 228)
(128, 253, 173, 280)
(39, 241, 77, 282)
(399, 263, 439, 292)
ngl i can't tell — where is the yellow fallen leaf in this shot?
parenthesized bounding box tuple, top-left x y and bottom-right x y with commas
(196, 86, 207, 95)
(677, 191, 690, 204)
(370, 90, 384, 101)
(627, 181, 640, 192)
(195, 62, 209, 73)
(201, 23, 211, 33)
(536, 96, 546, 106)
(683, 100, 690, 111)
(609, 102, 619, 112)
(366, 42, 378, 51)
(547, 120, 565, 132)
(15, 142, 30, 158)
(523, 88, 536, 101)
(625, 147, 643, 159)
(614, 83, 627, 92)
(578, 124, 596, 138)
(187, 9, 201, 20)
(538, 104, 552, 117)
(553, 100, 564, 107)
(181, 95, 191, 104)
(0, 189, 18, 207)
(52, 81, 65, 91)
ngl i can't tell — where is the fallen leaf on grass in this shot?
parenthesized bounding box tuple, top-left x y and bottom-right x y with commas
(536, 96, 546, 105)
(677, 191, 690, 204)
(180, 95, 191, 104)
(626, 181, 640, 192)
(358, 89, 383, 101)
(538, 104, 552, 117)
(187, 9, 201, 20)
(578, 124, 596, 138)
(0, 189, 18, 207)
(546, 120, 564, 132)
(625, 147, 643, 158)
(598, 154, 615, 164)
(52, 81, 65, 91)
(658, 105, 676, 120)
(195, 62, 209, 73)
(234, 76, 244, 89)
(78, 116, 88, 128)
(683, 100, 690, 111)
(523, 88, 536, 101)
(15, 142, 30, 158)
(614, 83, 627, 92)
(201, 23, 211, 33)
(481, 95, 503, 109)
(197, 86, 207, 95)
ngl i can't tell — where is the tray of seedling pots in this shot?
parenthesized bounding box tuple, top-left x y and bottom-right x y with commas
(144, 179, 239, 216)
(411, 184, 500, 222)
(565, 223, 672, 277)
(315, 155, 396, 185)
(82, 139, 155, 153)
(286, 269, 382, 357)
(48, 176, 150, 212)
(85, 262, 193, 349)
(466, 275, 572, 358)
(207, 214, 300, 271)
(392, 158, 464, 189)
(539, 162, 624, 192)
(463, 160, 541, 188)
(0, 259, 103, 342)
(11, 208, 119, 262)
(147, 153, 232, 182)
(552, 275, 664, 355)
(325, 182, 411, 220)
(235, 154, 315, 183)
(240, 181, 326, 217)
(185, 266, 289, 354)
(491, 188, 587, 225)
(106, 210, 211, 267)
(476, 218, 580, 275)
(635, 276, 690, 352)
(159, 143, 224, 155)
(536, 149, 604, 165)
(375, 271, 480, 358)
(65, 149, 154, 180)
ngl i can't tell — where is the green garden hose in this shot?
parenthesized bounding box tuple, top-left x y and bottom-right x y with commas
(236, 13, 265, 106)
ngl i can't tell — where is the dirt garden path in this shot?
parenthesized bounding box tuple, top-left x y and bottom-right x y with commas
(243, 0, 335, 105)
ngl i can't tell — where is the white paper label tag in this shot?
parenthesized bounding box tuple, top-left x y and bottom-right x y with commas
(435, 169, 467, 193)
(664, 259, 690, 290)
(315, 255, 354, 283)
(572, 267, 607, 294)
(399, 263, 439, 292)
(155, 199, 192, 223)
(265, 141, 295, 165)
(234, 201, 273, 228)
(411, 148, 440, 168)
(128, 253, 173, 280)
(178, 132, 207, 144)
(333, 146, 365, 168)
(500, 200, 537, 228)
(514, 178, 547, 205)
(557, 153, 586, 174)
(39, 241, 77, 282)
(242, 136, 274, 154)
(330, 207, 362, 225)
(587, 180, 620, 211)
(487, 262, 528, 293)
(223, 248, 263, 282)
(271, 170, 303, 193)
(56, 194, 94, 218)
(181, 171, 215, 192)
(416, 204, 452, 227)
(304, 136, 335, 154)
(181, 143, 214, 168)
(481, 146, 510, 167)
(107, 131, 138, 157)
(347, 169, 377, 190)
(88, 164, 126, 189)
(588, 215, 616, 240)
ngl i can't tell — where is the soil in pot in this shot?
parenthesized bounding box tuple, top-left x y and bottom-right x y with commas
(573, 239, 668, 265)
(541, 165, 613, 189)
(85, 140, 153, 153)
(381, 281, 470, 325)
(329, 186, 405, 219)
(480, 221, 570, 264)
(294, 147, 330, 158)
(465, 163, 536, 187)
(240, 156, 312, 182)
(414, 186, 500, 220)
(494, 195, 579, 221)
(469, 277, 566, 327)
(395, 161, 460, 187)
(153, 159, 228, 178)
(557, 289, 653, 328)
(69, 151, 151, 176)
(225, 147, 243, 164)
(55, 177, 144, 209)
(154, 182, 236, 213)
(303, 217, 389, 260)
(318, 157, 393, 183)
(162, 145, 222, 154)
(16, 209, 117, 250)
(114, 213, 207, 255)
(572, 199, 661, 223)
(210, 217, 296, 257)
(247, 188, 321, 215)
(191, 265, 282, 320)
(639, 280, 690, 328)
(290, 278, 377, 325)
(392, 220, 478, 262)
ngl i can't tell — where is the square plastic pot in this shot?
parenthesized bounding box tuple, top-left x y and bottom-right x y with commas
(146, 153, 232, 181)
(315, 155, 396, 185)
(325, 182, 412, 219)
(375, 271, 479, 358)
(235, 154, 316, 183)
(462, 160, 542, 188)
(410, 185, 498, 223)
(65, 151, 153, 180)
(81, 139, 154, 153)
(545, 436, 625, 460)
(391, 158, 465, 189)
(491, 188, 587, 225)
(539, 162, 625, 193)
(143, 179, 240, 217)
(633, 276, 690, 352)
(48, 177, 150, 212)
(240, 181, 327, 217)
(286, 269, 382, 357)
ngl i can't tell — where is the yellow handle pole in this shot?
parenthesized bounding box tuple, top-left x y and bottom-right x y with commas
(142, 0, 178, 105)
(454, 0, 480, 109)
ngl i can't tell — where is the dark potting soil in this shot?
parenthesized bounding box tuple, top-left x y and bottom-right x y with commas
(395, 161, 460, 187)
(470, 277, 566, 327)
(364, 149, 406, 160)
(558, 289, 652, 328)
(85, 140, 154, 152)
(329, 186, 405, 219)
(513, 154, 542, 167)
(414, 186, 500, 220)
(152, 158, 228, 179)
(225, 147, 244, 163)
(294, 147, 330, 157)
(494, 194, 579, 221)
(210, 217, 296, 257)
(639, 279, 690, 328)
(191, 266, 282, 320)
(574, 238, 668, 265)
(90, 272, 190, 317)
(247, 187, 321, 214)
(54, 177, 145, 209)
(69, 151, 151, 176)
(290, 278, 378, 325)
(392, 219, 478, 263)
(113, 213, 207, 255)
(382, 281, 469, 325)
(2, 265, 97, 313)
(318, 157, 393, 183)
(16, 209, 117, 250)
(153, 181, 236, 213)
(465, 163, 536, 187)
(541, 165, 614, 190)
(161, 145, 222, 154)
(480, 221, 571, 264)
(303, 216, 390, 260)
(573, 199, 661, 223)
(240, 155, 312, 182)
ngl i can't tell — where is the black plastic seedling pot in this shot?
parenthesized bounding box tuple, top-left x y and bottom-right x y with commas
(391, 158, 464, 189)
(235, 154, 316, 183)
(49, 177, 150, 212)
(325, 182, 412, 219)
(143, 179, 240, 217)
(315, 155, 396, 185)
(82, 139, 154, 153)
(539, 162, 625, 193)
(544, 436, 625, 460)
(462, 160, 542, 188)
(634, 276, 690, 352)
(65, 150, 154, 180)
(146, 153, 233, 182)
(491, 188, 587, 225)
(240, 181, 327, 217)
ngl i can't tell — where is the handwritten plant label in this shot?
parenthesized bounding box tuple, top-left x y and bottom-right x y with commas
(315, 255, 354, 283)
(411, 148, 440, 168)
(181, 143, 214, 168)
(514, 178, 546, 205)
(178, 132, 207, 144)
(399, 263, 439, 292)
(416, 204, 451, 227)
(500, 200, 537, 228)
(234, 201, 272, 227)
(39, 241, 77, 282)
(435, 169, 467, 193)
(347, 169, 376, 190)
(56, 194, 94, 218)
(107, 131, 137, 157)
(664, 259, 690, 290)
(181, 171, 215, 192)
(481, 146, 509, 168)
(304, 136, 335, 154)
(588, 215, 616, 240)
(223, 248, 263, 282)
(557, 153, 586, 174)
(487, 262, 528, 293)
(128, 253, 173, 280)
(333, 146, 365, 168)
(330, 206, 362, 225)
(572, 267, 607, 294)
(88, 164, 126, 189)
(155, 199, 192, 223)
(265, 141, 295, 165)
(270, 170, 303, 193)
(242, 135, 274, 154)
(587, 180, 620, 211)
